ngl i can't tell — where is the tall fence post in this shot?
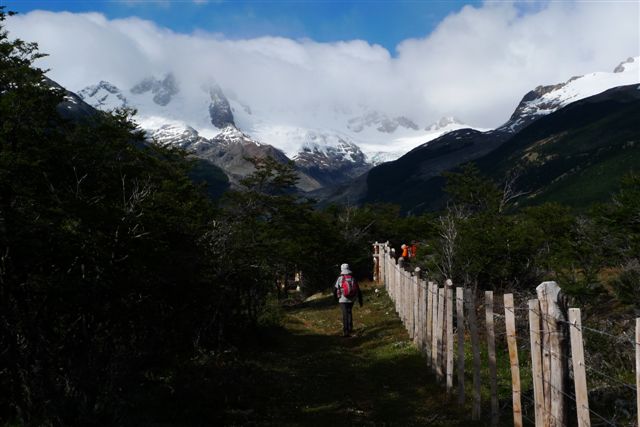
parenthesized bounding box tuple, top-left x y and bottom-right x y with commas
(373, 242, 379, 283)
(406, 270, 412, 337)
(529, 299, 544, 427)
(536, 281, 568, 427)
(413, 268, 421, 346)
(410, 270, 416, 340)
(568, 308, 590, 427)
(420, 280, 427, 351)
(466, 288, 481, 420)
(426, 281, 434, 366)
(504, 293, 523, 427)
(446, 279, 454, 393)
(456, 287, 465, 405)
(636, 318, 640, 427)
(485, 290, 498, 426)
(431, 283, 439, 371)
(436, 285, 445, 382)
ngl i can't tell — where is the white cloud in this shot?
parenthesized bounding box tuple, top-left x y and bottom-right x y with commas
(5, 1, 639, 135)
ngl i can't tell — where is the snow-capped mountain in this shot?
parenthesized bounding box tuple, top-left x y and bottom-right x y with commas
(147, 123, 322, 192)
(77, 75, 474, 169)
(498, 56, 639, 133)
(76, 56, 639, 194)
(78, 81, 129, 110)
(293, 131, 370, 186)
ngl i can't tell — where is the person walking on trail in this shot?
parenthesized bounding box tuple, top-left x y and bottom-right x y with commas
(401, 244, 409, 259)
(334, 263, 363, 337)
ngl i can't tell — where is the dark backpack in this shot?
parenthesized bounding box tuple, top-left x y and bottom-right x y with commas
(340, 275, 359, 299)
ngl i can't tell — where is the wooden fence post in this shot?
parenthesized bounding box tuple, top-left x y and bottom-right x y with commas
(436, 285, 445, 382)
(536, 281, 568, 427)
(421, 280, 427, 350)
(426, 281, 434, 366)
(568, 308, 590, 427)
(373, 242, 379, 283)
(396, 259, 401, 317)
(414, 268, 422, 347)
(529, 299, 544, 427)
(431, 284, 439, 371)
(384, 244, 390, 292)
(636, 318, 639, 427)
(504, 293, 522, 427)
(405, 271, 410, 335)
(485, 291, 498, 426)
(456, 287, 465, 405)
(410, 270, 416, 339)
(445, 279, 454, 393)
(466, 288, 481, 420)
(407, 271, 413, 337)
(446, 279, 454, 393)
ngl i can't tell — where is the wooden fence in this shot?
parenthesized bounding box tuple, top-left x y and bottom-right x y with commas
(372, 242, 640, 427)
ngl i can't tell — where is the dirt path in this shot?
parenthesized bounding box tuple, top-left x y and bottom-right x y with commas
(233, 282, 482, 426)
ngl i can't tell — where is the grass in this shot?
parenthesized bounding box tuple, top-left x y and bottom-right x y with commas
(225, 281, 483, 426)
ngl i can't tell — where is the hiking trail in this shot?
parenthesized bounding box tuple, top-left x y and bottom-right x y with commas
(233, 281, 482, 426)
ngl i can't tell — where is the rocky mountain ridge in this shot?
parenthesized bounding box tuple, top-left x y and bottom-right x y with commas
(75, 57, 638, 199)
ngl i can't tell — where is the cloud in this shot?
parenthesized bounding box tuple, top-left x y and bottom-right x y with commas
(5, 1, 639, 136)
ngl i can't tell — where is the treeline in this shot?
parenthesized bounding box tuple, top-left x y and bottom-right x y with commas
(412, 163, 639, 309)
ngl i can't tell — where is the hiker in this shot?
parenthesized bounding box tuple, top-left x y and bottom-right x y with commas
(401, 244, 409, 259)
(334, 263, 363, 337)
(410, 241, 418, 259)
(400, 243, 411, 270)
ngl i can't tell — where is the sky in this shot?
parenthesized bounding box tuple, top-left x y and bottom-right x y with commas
(2, 0, 640, 139)
(6, 0, 484, 53)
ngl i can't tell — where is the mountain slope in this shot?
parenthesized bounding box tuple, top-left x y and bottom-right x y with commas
(333, 58, 639, 211)
(363, 84, 640, 212)
(476, 84, 640, 208)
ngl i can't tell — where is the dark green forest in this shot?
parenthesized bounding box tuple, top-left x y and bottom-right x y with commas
(1, 9, 638, 425)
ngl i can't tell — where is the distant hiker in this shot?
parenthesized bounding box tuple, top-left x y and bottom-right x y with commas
(401, 244, 409, 259)
(410, 241, 418, 259)
(334, 263, 363, 337)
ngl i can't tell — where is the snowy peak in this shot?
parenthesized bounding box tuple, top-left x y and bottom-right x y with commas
(293, 131, 370, 186)
(295, 131, 366, 166)
(501, 56, 640, 133)
(208, 85, 235, 128)
(347, 111, 419, 133)
(78, 80, 128, 110)
(149, 124, 210, 151)
(130, 73, 179, 106)
(213, 125, 257, 147)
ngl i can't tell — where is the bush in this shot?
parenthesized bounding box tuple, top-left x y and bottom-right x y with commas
(611, 260, 640, 308)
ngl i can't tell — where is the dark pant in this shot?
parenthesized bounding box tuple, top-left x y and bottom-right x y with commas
(340, 302, 354, 335)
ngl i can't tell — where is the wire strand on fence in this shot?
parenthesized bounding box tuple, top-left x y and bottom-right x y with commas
(583, 363, 638, 393)
(378, 245, 637, 427)
(520, 392, 564, 426)
(539, 373, 620, 427)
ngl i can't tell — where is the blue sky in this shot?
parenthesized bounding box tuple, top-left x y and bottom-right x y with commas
(7, 0, 482, 53)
